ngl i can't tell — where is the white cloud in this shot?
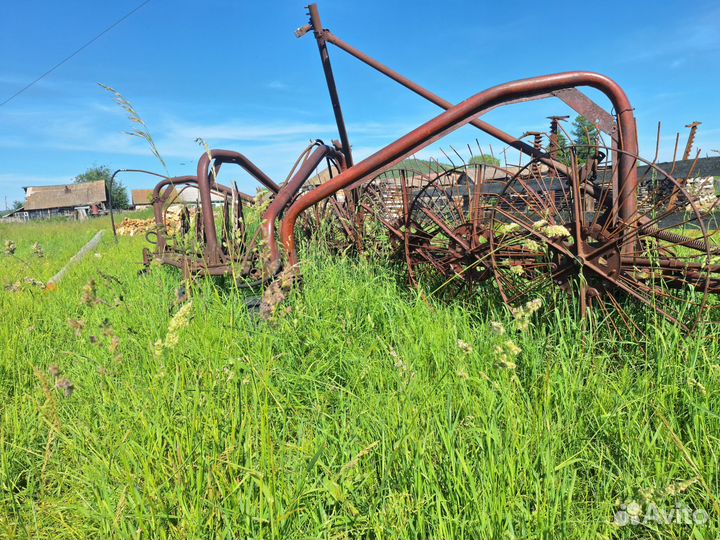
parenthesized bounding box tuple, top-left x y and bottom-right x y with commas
(266, 81, 289, 91)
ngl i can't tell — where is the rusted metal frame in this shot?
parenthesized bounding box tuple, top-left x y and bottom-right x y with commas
(196, 149, 280, 263)
(304, 4, 353, 168)
(198, 150, 280, 194)
(314, 28, 618, 176)
(550, 87, 620, 221)
(550, 88, 616, 138)
(204, 174, 256, 203)
(279, 72, 639, 266)
(358, 203, 404, 239)
(149, 175, 255, 259)
(260, 143, 344, 272)
(312, 29, 615, 211)
(317, 29, 558, 170)
(151, 175, 198, 254)
(620, 256, 720, 275)
(419, 207, 471, 251)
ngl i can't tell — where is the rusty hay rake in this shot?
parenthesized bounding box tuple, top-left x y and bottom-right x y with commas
(140, 3, 720, 337)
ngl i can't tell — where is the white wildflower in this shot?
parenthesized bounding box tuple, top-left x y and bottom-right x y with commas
(490, 321, 506, 335)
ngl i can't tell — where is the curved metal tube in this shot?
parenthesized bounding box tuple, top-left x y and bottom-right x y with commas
(196, 150, 280, 262)
(279, 71, 639, 266)
(260, 143, 343, 272)
(151, 175, 198, 253)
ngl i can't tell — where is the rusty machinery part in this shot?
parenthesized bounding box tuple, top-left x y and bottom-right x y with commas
(403, 162, 514, 288)
(259, 140, 346, 273)
(296, 3, 620, 191)
(487, 143, 720, 337)
(144, 173, 263, 283)
(279, 71, 641, 269)
(275, 70, 713, 338)
(258, 4, 631, 281)
(145, 143, 342, 286)
(356, 159, 509, 285)
(350, 166, 437, 258)
(294, 151, 359, 253)
(353, 168, 413, 257)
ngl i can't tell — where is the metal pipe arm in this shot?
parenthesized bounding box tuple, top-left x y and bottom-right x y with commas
(279, 71, 639, 266)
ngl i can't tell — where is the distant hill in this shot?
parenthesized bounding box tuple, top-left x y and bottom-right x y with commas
(389, 158, 452, 174)
(384, 156, 501, 177)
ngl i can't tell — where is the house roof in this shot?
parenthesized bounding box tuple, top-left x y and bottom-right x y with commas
(174, 186, 224, 203)
(132, 189, 155, 206)
(24, 181, 107, 211)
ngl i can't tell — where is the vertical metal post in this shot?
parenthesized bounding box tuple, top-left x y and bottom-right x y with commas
(307, 4, 353, 167)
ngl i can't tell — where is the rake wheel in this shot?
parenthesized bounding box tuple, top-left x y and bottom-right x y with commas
(405, 163, 510, 287)
(488, 145, 720, 337)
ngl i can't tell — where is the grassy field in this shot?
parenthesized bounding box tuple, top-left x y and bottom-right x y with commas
(1, 216, 719, 539)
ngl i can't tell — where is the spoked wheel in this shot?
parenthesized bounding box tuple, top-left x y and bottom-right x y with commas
(406, 164, 509, 288)
(355, 170, 411, 257)
(489, 145, 719, 338)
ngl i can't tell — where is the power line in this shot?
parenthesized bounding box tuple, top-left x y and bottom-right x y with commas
(0, 0, 152, 107)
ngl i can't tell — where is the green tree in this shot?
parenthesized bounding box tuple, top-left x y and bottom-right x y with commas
(74, 165, 129, 209)
(469, 154, 501, 167)
(571, 115, 600, 164)
(546, 132, 573, 167)
(12, 200, 23, 210)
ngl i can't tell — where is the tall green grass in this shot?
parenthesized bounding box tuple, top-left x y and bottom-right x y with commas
(0, 218, 719, 538)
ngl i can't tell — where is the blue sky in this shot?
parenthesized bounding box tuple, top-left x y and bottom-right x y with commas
(1, 0, 719, 207)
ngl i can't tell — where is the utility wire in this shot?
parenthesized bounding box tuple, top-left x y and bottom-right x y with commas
(0, 0, 152, 107)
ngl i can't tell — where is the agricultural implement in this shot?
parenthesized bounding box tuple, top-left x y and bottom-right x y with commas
(142, 142, 346, 284)
(142, 4, 720, 336)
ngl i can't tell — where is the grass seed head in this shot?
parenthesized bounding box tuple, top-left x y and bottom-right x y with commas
(4, 240, 16, 256)
(687, 377, 707, 395)
(490, 321, 506, 335)
(5, 282, 21, 292)
(55, 377, 74, 397)
(497, 358, 517, 370)
(495, 339, 521, 368)
(665, 476, 699, 497)
(544, 225, 571, 238)
(31, 242, 44, 257)
(81, 280, 98, 306)
(67, 319, 85, 337)
(511, 298, 542, 332)
(48, 364, 61, 378)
